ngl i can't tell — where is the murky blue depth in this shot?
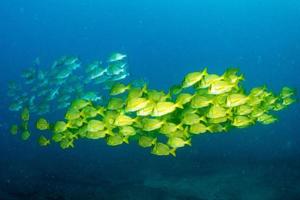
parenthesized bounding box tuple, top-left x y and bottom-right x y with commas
(0, 1, 300, 199)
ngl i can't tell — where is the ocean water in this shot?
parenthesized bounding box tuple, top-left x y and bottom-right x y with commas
(0, 1, 300, 200)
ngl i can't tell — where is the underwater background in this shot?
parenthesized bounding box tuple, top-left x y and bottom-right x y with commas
(0, 0, 300, 199)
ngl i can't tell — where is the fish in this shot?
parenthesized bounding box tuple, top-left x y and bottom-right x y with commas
(226, 93, 248, 107)
(86, 130, 108, 139)
(37, 70, 46, 80)
(190, 94, 214, 108)
(152, 101, 183, 117)
(107, 98, 125, 110)
(189, 123, 208, 134)
(65, 108, 81, 121)
(36, 118, 50, 131)
(201, 74, 223, 88)
(38, 136, 51, 146)
(81, 106, 98, 119)
(206, 105, 227, 119)
(107, 134, 127, 146)
(111, 72, 130, 81)
(55, 68, 73, 79)
(136, 101, 155, 116)
(232, 116, 254, 128)
(80, 91, 102, 102)
(209, 80, 236, 95)
(167, 137, 191, 148)
(182, 68, 207, 88)
(280, 87, 295, 99)
(119, 126, 136, 137)
(108, 52, 127, 62)
(106, 62, 127, 76)
(8, 65, 296, 157)
(21, 68, 36, 79)
(21, 107, 30, 121)
(125, 97, 150, 113)
(151, 142, 176, 156)
(110, 83, 131, 96)
(182, 113, 204, 125)
(160, 122, 183, 135)
(53, 121, 68, 133)
(9, 102, 23, 112)
(92, 74, 111, 84)
(114, 114, 136, 126)
(85, 61, 101, 73)
(10, 125, 19, 135)
(87, 67, 107, 80)
(142, 118, 165, 132)
(21, 130, 31, 140)
(138, 136, 157, 148)
(87, 120, 106, 132)
(175, 93, 194, 105)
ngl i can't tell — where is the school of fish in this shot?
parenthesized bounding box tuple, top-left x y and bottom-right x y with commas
(7, 52, 129, 115)
(10, 67, 296, 156)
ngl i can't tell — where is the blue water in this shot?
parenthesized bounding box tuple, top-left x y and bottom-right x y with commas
(1, 1, 300, 199)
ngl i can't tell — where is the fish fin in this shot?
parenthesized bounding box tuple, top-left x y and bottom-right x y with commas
(142, 83, 148, 94)
(175, 102, 184, 109)
(202, 67, 208, 77)
(165, 91, 172, 100)
(207, 126, 213, 133)
(177, 122, 184, 130)
(123, 136, 129, 144)
(107, 130, 115, 136)
(223, 124, 231, 132)
(186, 139, 192, 146)
(183, 127, 190, 138)
(170, 148, 177, 157)
(239, 74, 245, 82)
(152, 138, 157, 145)
(200, 116, 207, 123)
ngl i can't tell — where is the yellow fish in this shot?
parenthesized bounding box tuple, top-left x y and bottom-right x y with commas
(175, 93, 194, 105)
(232, 116, 253, 128)
(189, 123, 207, 134)
(81, 106, 98, 119)
(21, 107, 30, 121)
(167, 137, 191, 148)
(152, 101, 183, 117)
(110, 83, 131, 96)
(21, 130, 31, 140)
(107, 97, 125, 110)
(86, 130, 109, 139)
(53, 121, 68, 133)
(114, 114, 136, 126)
(182, 68, 207, 88)
(209, 80, 236, 95)
(38, 136, 50, 146)
(206, 105, 227, 119)
(65, 108, 81, 121)
(36, 118, 50, 131)
(125, 97, 150, 113)
(159, 122, 183, 135)
(226, 93, 248, 107)
(151, 142, 176, 156)
(142, 118, 165, 132)
(10, 124, 18, 135)
(190, 94, 213, 108)
(119, 126, 136, 137)
(87, 120, 106, 132)
(70, 99, 91, 110)
(137, 101, 155, 116)
(107, 134, 127, 146)
(138, 136, 157, 148)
